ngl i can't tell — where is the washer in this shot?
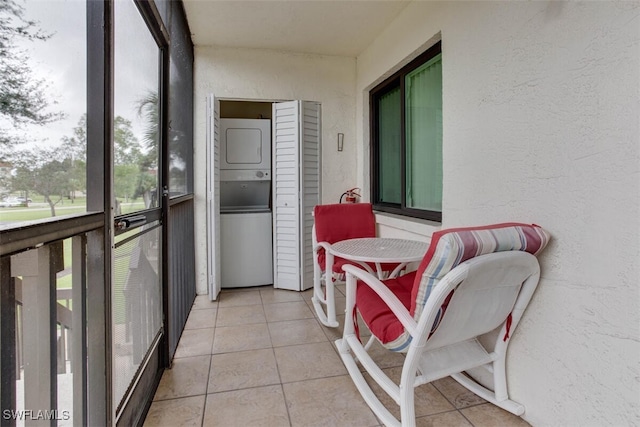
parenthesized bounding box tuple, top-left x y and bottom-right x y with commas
(220, 209, 273, 288)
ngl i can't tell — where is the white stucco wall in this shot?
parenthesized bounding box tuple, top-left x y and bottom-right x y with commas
(193, 46, 357, 295)
(356, 1, 640, 426)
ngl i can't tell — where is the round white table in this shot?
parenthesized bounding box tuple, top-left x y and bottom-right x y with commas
(328, 237, 430, 279)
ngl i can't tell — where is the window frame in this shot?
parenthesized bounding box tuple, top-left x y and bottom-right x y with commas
(370, 41, 443, 222)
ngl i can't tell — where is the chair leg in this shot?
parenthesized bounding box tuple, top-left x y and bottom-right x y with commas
(311, 271, 339, 328)
(336, 335, 403, 427)
(363, 335, 376, 351)
(449, 284, 531, 417)
(353, 335, 376, 365)
(339, 272, 405, 425)
(399, 376, 417, 427)
(325, 274, 338, 324)
(446, 324, 525, 415)
(397, 348, 423, 427)
(451, 371, 525, 416)
(312, 252, 339, 328)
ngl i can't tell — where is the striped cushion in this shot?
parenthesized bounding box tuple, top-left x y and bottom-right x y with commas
(377, 223, 551, 352)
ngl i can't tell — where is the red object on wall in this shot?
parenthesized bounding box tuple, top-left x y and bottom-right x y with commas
(341, 187, 360, 203)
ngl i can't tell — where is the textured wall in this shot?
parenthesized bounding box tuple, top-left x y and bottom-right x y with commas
(356, 1, 640, 425)
(193, 46, 357, 295)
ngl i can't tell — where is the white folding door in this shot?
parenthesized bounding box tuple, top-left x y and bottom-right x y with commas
(206, 94, 221, 300)
(272, 101, 321, 291)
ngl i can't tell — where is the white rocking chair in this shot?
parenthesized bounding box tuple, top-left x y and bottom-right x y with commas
(336, 223, 551, 427)
(311, 203, 398, 327)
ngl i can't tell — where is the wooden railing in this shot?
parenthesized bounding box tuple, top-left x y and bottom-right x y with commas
(0, 213, 106, 426)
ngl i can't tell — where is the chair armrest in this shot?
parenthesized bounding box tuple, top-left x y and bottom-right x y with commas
(315, 241, 333, 252)
(342, 264, 417, 337)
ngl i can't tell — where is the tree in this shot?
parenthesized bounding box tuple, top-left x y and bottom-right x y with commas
(11, 147, 71, 216)
(114, 116, 142, 166)
(0, 0, 63, 150)
(60, 114, 87, 162)
(113, 116, 144, 204)
(136, 90, 158, 168)
(6, 112, 150, 215)
(114, 164, 139, 204)
(60, 114, 87, 201)
(134, 91, 159, 207)
(112, 114, 160, 207)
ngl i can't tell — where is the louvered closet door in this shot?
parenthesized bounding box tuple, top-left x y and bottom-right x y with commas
(300, 102, 321, 290)
(206, 94, 221, 300)
(272, 101, 321, 291)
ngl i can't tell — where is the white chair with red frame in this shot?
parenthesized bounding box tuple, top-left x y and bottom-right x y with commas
(336, 223, 551, 426)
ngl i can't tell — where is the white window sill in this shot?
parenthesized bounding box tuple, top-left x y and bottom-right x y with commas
(373, 211, 441, 239)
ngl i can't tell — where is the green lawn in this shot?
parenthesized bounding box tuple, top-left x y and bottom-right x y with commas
(0, 206, 86, 222)
(0, 199, 146, 224)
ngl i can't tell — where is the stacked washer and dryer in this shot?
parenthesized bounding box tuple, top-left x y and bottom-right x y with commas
(219, 119, 273, 288)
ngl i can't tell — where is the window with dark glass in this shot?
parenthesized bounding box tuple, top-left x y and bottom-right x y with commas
(371, 41, 442, 222)
(167, 8, 194, 196)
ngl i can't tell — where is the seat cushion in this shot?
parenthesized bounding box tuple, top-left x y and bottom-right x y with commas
(314, 203, 400, 274)
(356, 271, 416, 347)
(314, 203, 376, 244)
(314, 203, 376, 270)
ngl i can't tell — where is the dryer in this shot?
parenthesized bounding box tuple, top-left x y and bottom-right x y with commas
(220, 119, 271, 171)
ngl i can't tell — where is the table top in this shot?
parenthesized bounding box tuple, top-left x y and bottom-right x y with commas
(328, 237, 429, 264)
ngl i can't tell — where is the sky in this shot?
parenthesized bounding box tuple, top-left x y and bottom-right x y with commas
(7, 0, 159, 152)
(6, 0, 87, 149)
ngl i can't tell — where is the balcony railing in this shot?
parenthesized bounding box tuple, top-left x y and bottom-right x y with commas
(1, 213, 106, 426)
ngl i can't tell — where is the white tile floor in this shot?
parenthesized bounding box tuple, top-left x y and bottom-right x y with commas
(143, 286, 531, 427)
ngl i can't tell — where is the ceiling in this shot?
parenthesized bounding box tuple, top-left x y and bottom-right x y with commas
(181, 0, 410, 57)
